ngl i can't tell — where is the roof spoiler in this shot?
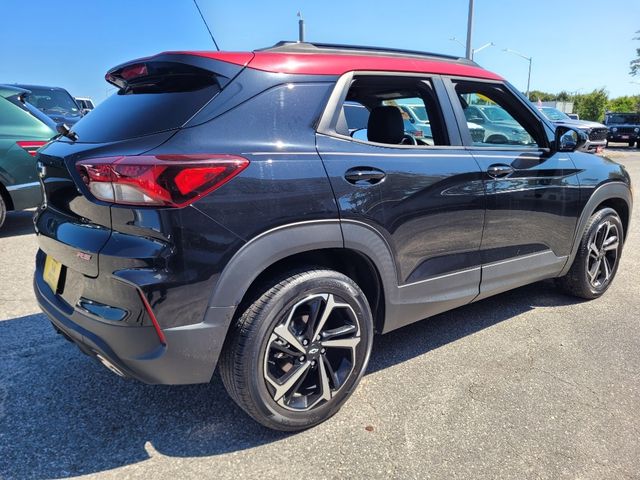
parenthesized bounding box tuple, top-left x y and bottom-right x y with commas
(105, 52, 252, 90)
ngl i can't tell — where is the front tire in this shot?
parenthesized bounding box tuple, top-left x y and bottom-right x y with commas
(558, 208, 623, 299)
(219, 268, 374, 431)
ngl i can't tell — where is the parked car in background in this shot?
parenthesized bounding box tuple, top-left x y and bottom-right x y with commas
(75, 97, 95, 114)
(33, 42, 632, 431)
(463, 103, 534, 145)
(536, 106, 608, 152)
(603, 112, 640, 148)
(14, 84, 83, 126)
(0, 85, 55, 228)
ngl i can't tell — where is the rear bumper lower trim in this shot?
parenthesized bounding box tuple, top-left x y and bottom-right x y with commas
(34, 271, 234, 385)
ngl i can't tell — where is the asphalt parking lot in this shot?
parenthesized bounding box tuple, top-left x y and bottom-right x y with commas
(0, 149, 638, 480)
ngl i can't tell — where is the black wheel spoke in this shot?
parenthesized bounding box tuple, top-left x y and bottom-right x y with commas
(322, 324, 357, 340)
(304, 296, 325, 339)
(271, 341, 302, 358)
(322, 355, 340, 387)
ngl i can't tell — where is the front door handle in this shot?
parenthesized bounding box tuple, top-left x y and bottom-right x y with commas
(344, 167, 386, 185)
(486, 164, 514, 178)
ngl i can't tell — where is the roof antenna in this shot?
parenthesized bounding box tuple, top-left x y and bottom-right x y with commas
(193, 0, 220, 51)
(297, 11, 305, 42)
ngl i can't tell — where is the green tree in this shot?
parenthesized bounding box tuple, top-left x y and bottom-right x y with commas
(528, 90, 556, 102)
(631, 30, 640, 76)
(574, 88, 609, 121)
(607, 95, 640, 112)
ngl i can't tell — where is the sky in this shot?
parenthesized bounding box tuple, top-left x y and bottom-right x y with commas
(1, 0, 639, 105)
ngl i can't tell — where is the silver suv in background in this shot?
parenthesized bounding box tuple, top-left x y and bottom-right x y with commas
(75, 97, 95, 115)
(463, 103, 533, 145)
(536, 106, 608, 153)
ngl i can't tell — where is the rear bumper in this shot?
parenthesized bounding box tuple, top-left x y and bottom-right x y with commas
(34, 268, 235, 385)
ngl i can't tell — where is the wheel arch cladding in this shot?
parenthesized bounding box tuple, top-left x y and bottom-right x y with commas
(208, 220, 394, 334)
(560, 181, 632, 276)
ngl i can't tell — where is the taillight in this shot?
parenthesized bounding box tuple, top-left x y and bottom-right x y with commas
(75, 154, 249, 207)
(17, 141, 47, 157)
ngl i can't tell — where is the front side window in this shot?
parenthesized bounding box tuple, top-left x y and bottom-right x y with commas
(337, 76, 448, 147)
(452, 81, 541, 148)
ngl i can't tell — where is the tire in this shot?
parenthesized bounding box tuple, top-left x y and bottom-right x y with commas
(0, 194, 6, 230)
(636, 140, 640, 149)
(219, 268, 374, 431)
(629, 141, 635, 148)
(557, 208, 623, 299)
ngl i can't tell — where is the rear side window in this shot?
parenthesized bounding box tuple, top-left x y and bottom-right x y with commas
(71, 62, 226, 143)
(337, 75, 449, 147)
(343, 102, 370, 131)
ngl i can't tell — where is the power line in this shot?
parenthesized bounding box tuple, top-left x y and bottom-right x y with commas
(192, 0, 220, 51)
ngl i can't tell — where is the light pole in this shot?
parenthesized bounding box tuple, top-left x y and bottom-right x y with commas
(297, 11, 305, 42)
(450, 37, 494, 61)
(503, 48, 532, 99)
(465, 0, 474, 60)
(472, 42, 494, 60)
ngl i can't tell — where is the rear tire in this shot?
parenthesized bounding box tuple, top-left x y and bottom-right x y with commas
(557, 208, 623, 299)
(219, 268, 374, 431)
(0, 194, 6, 230)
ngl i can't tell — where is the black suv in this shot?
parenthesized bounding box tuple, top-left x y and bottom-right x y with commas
(34, 42, 633, 431)
(604, 112, 640, 147)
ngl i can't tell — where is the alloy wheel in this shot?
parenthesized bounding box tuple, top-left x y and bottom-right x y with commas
(263, 293, 361, 411)
(586, 220, 620, 289)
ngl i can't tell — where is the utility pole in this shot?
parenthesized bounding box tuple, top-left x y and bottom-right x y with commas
(465, 0, 474, 60)
(297, 12, 305, 42)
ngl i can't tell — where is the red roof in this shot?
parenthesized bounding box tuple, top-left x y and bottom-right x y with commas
(166, 51, 502, 81)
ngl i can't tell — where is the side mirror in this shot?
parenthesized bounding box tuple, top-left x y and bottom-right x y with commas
(555, 126, 587, 152)
(81, 108, 91, 116)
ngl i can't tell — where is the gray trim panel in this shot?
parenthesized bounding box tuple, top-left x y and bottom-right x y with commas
(208, 220, 344, 308)
(559, 181, 633, 276)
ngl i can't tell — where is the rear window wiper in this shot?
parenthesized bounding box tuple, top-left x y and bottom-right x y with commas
(56, 123, 78, 142)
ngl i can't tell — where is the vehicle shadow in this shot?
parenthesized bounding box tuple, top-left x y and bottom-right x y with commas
(0, 210, 35, 238)
(0, 280, 581, 478)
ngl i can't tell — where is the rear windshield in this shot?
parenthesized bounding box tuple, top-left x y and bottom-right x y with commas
(23, 88, 79, 115)
(70, 62, 224, 143)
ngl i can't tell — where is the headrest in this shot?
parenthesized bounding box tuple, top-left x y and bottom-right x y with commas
(367, 106, 404, 144)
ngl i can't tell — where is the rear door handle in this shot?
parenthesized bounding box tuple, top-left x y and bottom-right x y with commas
(486, 164, 514, 178)
(344, 167, 386, 185)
